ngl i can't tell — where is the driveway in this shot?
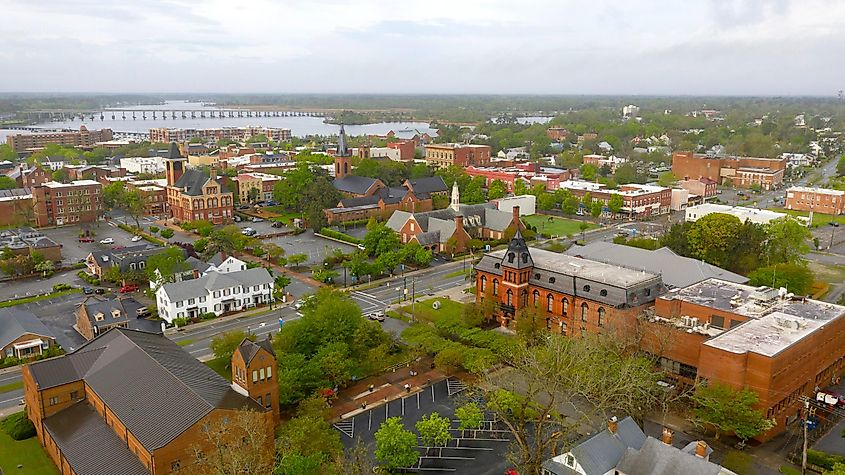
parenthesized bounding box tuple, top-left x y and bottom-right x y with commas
(0, 269, 86, 301)
(264, 229, 357, 266)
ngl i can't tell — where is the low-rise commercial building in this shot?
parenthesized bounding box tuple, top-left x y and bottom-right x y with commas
(150, 126, 291, 143)
(235, 172, 281, 203)
(465, 164, 573, 192)
(0, 308, 57, 361)
(6, 126, 113, 153)
(684, 203, 803, 225)
(120, 156, 167, 174)
(672, 151, 787, 190)
(492, 195, 536, 216)
(785, 186, 845, 215)
(559, 180, 672, 217)
(425, 143, 491, 168)
(0, 227, 62, 262)
(86, 244, 161, 278)
(126, 179, 169, 217)
(0, 189, 35, 227)
(32, 180, 103, 227)
(677, 177, 717, 199)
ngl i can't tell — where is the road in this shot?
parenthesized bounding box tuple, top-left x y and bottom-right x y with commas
(0, 262, 469, 414)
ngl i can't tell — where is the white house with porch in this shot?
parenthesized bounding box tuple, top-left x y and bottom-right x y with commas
(155, 266, 274, 323)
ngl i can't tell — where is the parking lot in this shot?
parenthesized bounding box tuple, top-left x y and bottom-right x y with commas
(335, 379, 511, 474)
(263, 229, 358, 266)
(38, 220, 161, 265)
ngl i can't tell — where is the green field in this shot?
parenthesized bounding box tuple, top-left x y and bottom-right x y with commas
(399, 297, 465, 323)
(0, 381, 23, 393)
(522, 214, 598, 238)
(204, 357, 232, 381)
(769, 207, 845, 228)
(0, 424, 58, 475)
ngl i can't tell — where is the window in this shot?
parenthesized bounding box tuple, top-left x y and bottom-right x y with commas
(259, 368, 265, 380)
(188, 298, 195, 305)
(532, 290, 540, 307)
(199, 296, 206, 303)
(265, 393, 272, 408)
(257, 395, 263, 406)
(547, 294, 554, 312)
(70, 390, 79, 400)
(507, 252, 515, 263)
(252, 370, 258, 383)
(565, 454, 575, 467)
(598, 307, 606, 327)
(480, 276, 486, 292)
(549, 277, 556, 284)
(49, 396, 59, 406)
(581, 303, 588, 322)
(506, 289, 513, 306)
(729, 319, 742, 329)
(266, 366, 272, 378)
(583, 285, 591, 292)
(710, 315, 725, 329)
(492, 279, 499, 296)
(562, 298, 569, 316)
(600, 289, 607, 297)
(560, 321, 567, 335)
(520, 290, 528, 307)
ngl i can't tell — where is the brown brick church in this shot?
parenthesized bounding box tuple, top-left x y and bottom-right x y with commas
(23, 328, 278, 475)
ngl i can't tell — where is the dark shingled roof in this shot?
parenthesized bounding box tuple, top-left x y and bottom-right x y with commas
(43, 402, 149, 475)
(0, 307, 55, 348)
(332, 175, 381, 195)
(405, 176, 448, 195)
(235, 337, 276, 366)
(28, 328, 264, 452)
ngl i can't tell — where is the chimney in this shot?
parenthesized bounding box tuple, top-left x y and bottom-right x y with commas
(694, 440, 708, 458)
(661, 427, 673, 445)
(607, 416, 618, 434)
(512, 205, 520, 220)
(455, 215, 464, 230)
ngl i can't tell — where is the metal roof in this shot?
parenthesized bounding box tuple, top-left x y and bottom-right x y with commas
(0, 307, 55, 348)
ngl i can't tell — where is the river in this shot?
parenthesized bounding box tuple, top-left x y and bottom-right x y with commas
(1, 100, 438, 142)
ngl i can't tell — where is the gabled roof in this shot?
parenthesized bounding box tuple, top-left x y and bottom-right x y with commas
(0, 307, 55, 347)
(235, 337, 275, 366)
(160, 267, 273, 302)
(405, 176, 448, 195)
(28, 328, 264, 452)
(332, 175, 381, 195)
(616, 438, 728, 475)
(172, 168, 214, 196)
(543, 417, 646, 475)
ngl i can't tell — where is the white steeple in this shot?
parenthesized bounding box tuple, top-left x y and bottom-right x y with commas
(450, 181, 460, 211)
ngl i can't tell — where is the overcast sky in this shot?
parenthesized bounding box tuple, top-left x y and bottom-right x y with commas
(1, 0, 842, 95)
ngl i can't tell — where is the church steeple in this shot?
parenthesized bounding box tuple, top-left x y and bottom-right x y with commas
(337, 123, 350, 157)
(450, 181, 460, 211)
(334, 123, 351, 179)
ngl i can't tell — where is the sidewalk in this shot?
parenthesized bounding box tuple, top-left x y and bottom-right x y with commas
(163, 302, 287, 336)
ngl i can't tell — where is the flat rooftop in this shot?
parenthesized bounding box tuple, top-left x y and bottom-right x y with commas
(488, 246, 659, 287)
(788, 186, 845, 196)
(664, 278, 845, 356)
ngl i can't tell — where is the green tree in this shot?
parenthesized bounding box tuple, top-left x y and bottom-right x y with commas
(274, 274, 292, 299)
(608, 194, 624, 215)
(455, 402, 484, 437)
(287, 253, 308, 267)
(513, 179, 529, 196)
(416, 412, 452, 457)
(487, 179, 508, 200)
(0, 144, 17, 162)
(264, 243, 286, 263)
(210, 330, 255, 363)
(613, 164, 639, 184)
(277, 397, 344, 474)
(363, 224, 400, 256)
(205, 225, 253, 257)
(0, 176, 19, 190)
(462, 176, 486, 204)
(692, 382, 775, 441)
(537, 192, 558, 211)
(590, 200, 603, 218)
(375, 417, 419, 470)
(687, 213, 743, 269)
(247, 187, 260, 204)
(145, 247, 189, 289)
(580, 163, 597, 181)
(826, 463, 845, 475)
(51, 168, 69, 183)
(747, 263, 814, 294)
(103, 181, 126, 210)
(657, 171, 678, 187)
(837, 156, 845, 177)
(122, 189, 147, 228)
(765, 217, 810, 264)
(35, 259, 55, 277)
(561, 195, 580, 215)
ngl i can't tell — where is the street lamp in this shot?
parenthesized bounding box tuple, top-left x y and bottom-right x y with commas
(829, 222, 840, 250)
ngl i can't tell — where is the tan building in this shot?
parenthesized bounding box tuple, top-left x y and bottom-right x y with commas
(425, 143, 491, 168)
(126, 179, 169, 217)
(164, 144, 234, 224)
(785, 186, 845, 215)
(6, 126, 113, 153)
(23, 328, 277, 475)
(235, 172, 281, 204)
(150, 126, 291, 144)
(32, 180, 103, 227)
(0, 308, 57, 361)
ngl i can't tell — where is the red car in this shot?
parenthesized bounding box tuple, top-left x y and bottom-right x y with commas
(119, 284, 140, 293)
(78, 237, 93, 243)
(112, 245, 125, 250)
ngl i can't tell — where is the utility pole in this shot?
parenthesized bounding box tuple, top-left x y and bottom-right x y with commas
(411, 278, 416, 323)
(802, 399, 815, 475)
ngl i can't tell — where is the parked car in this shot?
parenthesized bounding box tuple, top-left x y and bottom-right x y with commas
(234, 215, 242, 222)
(94, 288, 106, 295)
(136, 307, 151, 318)
(251, 217, 264, 223)
(241, 227, 256, 236)
(119, 284, 140, 293)
(82, 287, 93, 295)
(99, 237, 115, 245)
(357, 243, 366, 251)
(78, 237, 94, 243)
(131, 235, 143, 242)
(367, 311, 385, 322)
(271, 221, 283, 228)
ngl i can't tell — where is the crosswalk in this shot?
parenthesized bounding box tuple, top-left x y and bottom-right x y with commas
(333, 419, 354, 438)
(351, 290, 386, 313)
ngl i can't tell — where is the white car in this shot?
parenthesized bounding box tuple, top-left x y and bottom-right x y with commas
(131, 235, 143, 242)
(251, 217, 264, 223)
(99, 238, 115, 245)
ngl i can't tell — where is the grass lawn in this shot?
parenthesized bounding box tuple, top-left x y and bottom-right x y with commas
(0, 425, 58, 475)
(444, 268, 471, 279)
(386, 310, 410, 323)
(0, 289, 81, 309)
(769, 207, 845, 228)
(399, 297, 465, 324)
(205, 357, 232, 381)
(262, 206, 301, 224)
(522, 214, 598, 238)
(176, 339, 194, 346)
(0, 380, 23, 393)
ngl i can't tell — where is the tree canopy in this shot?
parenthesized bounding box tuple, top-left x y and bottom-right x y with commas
(691, 382, 775, 441)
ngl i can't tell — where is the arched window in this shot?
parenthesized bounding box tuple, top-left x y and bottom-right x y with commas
(520, 290, 528, 307)
(581, 303, 588, 322)
(562, 298, 569, 316)
(560, 321, 567, 335)
(507, 252, 515, 263)
(344, 162, 349, 174)
(547, 294, 554, 312)
(492, 279, 499, 296)
(532, 290, 540, 307)
(598, 307, 606, 327)
(506, 289, 513, 306)
(480, 275, 487, 292)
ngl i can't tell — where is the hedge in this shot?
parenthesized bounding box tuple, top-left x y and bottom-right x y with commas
(77, 270, 100, 285)
(319, 228, 362, 245)
(807, 449, 845, 470)
(160, 229, 174, 239)
(1, 412, 36, 440)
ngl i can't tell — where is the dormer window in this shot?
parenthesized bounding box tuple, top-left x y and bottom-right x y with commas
(507, 252, 515, 263)
(494, 263, 500, 269)
(521, 253, 529, 263)
(549, 277, 556, 284)
(94, 312, 104, 322)
(112, 309, 121, 319)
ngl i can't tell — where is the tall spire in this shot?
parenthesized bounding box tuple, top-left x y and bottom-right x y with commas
(450, 181, 460, 211)
(337, 123, 349, 157)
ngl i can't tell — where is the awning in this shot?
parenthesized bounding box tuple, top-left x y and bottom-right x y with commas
(13, 339, 43, 350)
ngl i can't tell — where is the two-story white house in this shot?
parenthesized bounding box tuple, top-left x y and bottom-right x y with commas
(155, 266, 274, 323)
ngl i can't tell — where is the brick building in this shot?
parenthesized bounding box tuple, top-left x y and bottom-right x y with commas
(559, 180, 672, 217)
(65, 165, 127, 183)
(32, 180, 103, 227)
(126, 179, 169, 217)
(0, 227, 62, 262)
(671, 151, 787, 190)
(232, 338, 280, 425)
(11, 165, 52, 188)
(23, 328, 277, 475)
(149, 126, 291, 144)
(639, 279, 845, 441)
(164, 144, 234, 224)
(546, 127, 569, 141)
(425, 143, 492, 168)
(235, 172, 281, 204)
(6, 126, 113, 153)
(785, 186, 845, 215)
(325, 176, 448, 224)
(474, 232, 664, 331)
(75, 296, 150, 341)
(388, 140, 416, 160)
(0, 189, 35, 227)
(677, 177, 717, 199)
(465, 164, 573, 192)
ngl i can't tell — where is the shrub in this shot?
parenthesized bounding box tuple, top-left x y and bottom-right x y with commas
(149, 226, 160, 234)
(160, 229, 174, 239)
(52, 283, 73, 292)
(200, 312, 217, 321)
(1, 412, 36, 440)
(807, 450, 845, 469)
(76, 270, 100, 285)
(172, 317, 189, 327)
(319, 227, 362, 245)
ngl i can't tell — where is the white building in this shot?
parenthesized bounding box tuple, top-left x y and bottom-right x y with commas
(120, 156, 167, 174)
(493, 194, 536, 216)
(622, 104, 640, 119)
(155, 259, 273, 323)
(685, 203, 807, 225)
